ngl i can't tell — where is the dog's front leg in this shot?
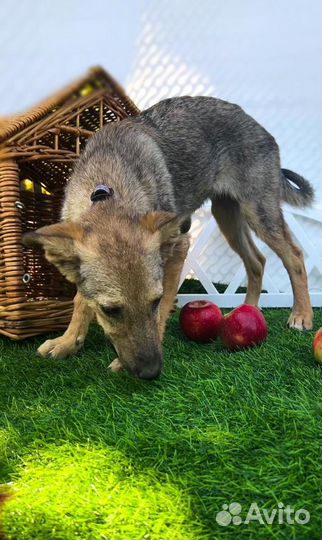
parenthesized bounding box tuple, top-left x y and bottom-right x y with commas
(159, 234, 190, 340)
(37, 292, 94, 359)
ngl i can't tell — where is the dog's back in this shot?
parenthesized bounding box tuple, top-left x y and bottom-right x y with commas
(134, 96, 280, 212)
(64, 96, 281, 221)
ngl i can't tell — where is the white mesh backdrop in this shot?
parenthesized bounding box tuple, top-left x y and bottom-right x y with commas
(0, 0, 321, 306)
(126, 0, 321, 305)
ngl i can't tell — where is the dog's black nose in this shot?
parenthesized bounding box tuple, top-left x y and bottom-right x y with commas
(136, 364, 161, 380)
(134, 354, 163, 380)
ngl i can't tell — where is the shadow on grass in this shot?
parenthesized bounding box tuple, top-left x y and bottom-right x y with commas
(0, 308, 321, 539)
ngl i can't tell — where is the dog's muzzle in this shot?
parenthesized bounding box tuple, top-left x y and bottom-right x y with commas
(132, 352, 163, 380)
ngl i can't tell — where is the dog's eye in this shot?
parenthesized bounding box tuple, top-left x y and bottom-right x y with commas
(100, 305, 122, 318)
(151, 297, 162, 313)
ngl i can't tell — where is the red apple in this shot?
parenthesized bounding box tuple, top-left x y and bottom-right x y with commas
(179, 301, 223, 342)
(220, 304, 268, 350)
(313, 328, 322, 364)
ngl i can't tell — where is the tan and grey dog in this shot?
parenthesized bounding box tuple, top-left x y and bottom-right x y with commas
(24, 96, 314, 379)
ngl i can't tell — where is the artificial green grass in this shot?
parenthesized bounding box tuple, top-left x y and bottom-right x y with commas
(0, 308, 321, 540)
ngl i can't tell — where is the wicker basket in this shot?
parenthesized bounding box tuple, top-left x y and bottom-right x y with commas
(0, 67, 139, 340)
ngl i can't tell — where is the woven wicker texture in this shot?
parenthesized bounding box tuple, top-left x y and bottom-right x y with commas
(0, 67, 139, 339)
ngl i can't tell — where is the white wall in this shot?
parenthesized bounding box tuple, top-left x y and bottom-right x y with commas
(1, 0, 320, 196)
(127, 0, 321, 198)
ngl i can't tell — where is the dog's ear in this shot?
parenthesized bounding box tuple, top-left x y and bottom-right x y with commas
(23, 222, 84, 283)
(140, 211, 182, 243)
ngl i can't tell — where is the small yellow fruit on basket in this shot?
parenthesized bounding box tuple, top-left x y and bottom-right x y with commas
(20, 179, 52, 195)
(20, 179, 34, 192)
(79, 83, 94, 97)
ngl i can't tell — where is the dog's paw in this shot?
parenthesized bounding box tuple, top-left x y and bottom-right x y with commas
(37, 336, 82, 359)
(287, 311, 313, 331)
(108, 358, 124, 372)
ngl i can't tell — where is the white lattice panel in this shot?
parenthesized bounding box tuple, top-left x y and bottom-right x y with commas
(125, 0, 321, 307)
(177, 203, 321, 307)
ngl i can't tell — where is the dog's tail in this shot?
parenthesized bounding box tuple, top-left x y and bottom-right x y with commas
(280, 168, 314, 207)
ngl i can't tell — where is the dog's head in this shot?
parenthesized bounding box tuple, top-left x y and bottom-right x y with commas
(23, 208, 182, 379)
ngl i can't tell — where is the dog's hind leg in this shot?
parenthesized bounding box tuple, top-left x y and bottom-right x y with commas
(243, 202, 313, 330)
(37, 292, 94, 359)
(211, 196, 265, 306)
(158, 233, 190, 340)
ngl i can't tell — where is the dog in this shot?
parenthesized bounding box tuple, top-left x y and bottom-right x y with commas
(23, 96, 314, 379)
